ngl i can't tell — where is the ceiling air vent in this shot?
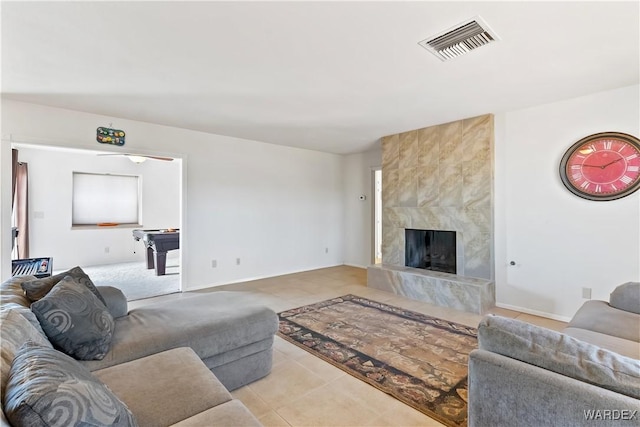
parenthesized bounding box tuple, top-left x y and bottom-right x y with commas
(418, 16, 499, 61)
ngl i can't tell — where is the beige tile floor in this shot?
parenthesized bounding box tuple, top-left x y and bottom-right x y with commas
(130, 265, 567, 427)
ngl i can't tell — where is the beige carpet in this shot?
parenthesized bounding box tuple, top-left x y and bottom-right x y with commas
(278, 294, 478, 427)
(78, 261, 180, 301)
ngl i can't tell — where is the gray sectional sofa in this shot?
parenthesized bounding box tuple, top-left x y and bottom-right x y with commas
(1, 270, 279, 426)
(468, 282, 640, 427)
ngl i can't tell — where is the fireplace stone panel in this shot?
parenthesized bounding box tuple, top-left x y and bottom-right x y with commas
(367, 264, 494, 315)
(379, 114, 494, 280)
(372, 114, 495, 313)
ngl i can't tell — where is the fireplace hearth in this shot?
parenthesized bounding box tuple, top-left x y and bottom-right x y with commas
(405, 229, 456, 274)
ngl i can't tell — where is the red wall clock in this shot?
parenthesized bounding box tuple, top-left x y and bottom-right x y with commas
(559, 132, 640, 201)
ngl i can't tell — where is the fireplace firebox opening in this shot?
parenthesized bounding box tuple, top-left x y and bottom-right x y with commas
(405, 229, 456, 274)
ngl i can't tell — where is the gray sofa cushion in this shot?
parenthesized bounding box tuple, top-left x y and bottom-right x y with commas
(568, 300, 640, 342)
(0, 309, 53, 398)
(169, 400, 262, 427)
(478, 315, 640, 399)
(610, 282, 640, 315)
(3, 341, 137, 427)
(0, 302, 48, 340)
(80, 291, 278, 371)
(0, 275, 34, 309)
(94, 347, 232, 427)
(205, 338, 274, 390)
(22, 266, 107, 307)
(31, 276, 115, 360)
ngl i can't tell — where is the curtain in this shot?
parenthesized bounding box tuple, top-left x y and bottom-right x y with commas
(14, 161, 29, 259)
(12, 149, 18, 209)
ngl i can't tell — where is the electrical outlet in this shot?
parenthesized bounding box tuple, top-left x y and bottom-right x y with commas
(236, 258, 241, 265)
(211, 260, 217, 268)
(582, 287, 592, 299)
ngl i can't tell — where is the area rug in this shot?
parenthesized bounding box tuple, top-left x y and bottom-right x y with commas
(277, 294, 477, 427)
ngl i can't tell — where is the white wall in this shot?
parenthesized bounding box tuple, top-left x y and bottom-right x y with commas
(495, 84, 640, 320)
(1, 100, 344, 290)
(342, 149, 382, 267)
(5, 85, 637, 320)
(13, 145, 181, 269)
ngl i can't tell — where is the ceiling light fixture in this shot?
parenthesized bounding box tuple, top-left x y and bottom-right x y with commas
(128, 155, 147, 164)
(418, 16, 500, 61)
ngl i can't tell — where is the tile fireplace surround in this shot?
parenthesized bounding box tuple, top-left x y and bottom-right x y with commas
(367, 264, 495, 314)
(369, 114, 495, 314)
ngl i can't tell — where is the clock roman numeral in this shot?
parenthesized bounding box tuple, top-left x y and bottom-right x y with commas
(577, 144, 596, 156)
(572, 173, 582, 181)
(594, 185, 602, 193)
(570, 165, 581, 170)
(626, 153, 638, 161)
(580, 181, 590, 190)
(603, 140, 613, 150)
(620, 175, 633, 185)
(628, 166, 640, 172)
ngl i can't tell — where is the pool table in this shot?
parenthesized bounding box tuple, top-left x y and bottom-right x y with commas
(132, 229, 179, 276)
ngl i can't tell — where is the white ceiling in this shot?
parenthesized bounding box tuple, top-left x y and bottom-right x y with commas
(2, 1, 639, 154)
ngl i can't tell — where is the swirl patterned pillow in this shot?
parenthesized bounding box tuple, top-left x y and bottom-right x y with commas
(3, 341, 137, 427)
(31, 276, 115, 360)
(21, 266, 107, 306)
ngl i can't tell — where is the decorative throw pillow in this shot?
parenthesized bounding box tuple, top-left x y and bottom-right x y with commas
(21, 266, 107, 306)
(31, 276, 115, 360)
(610, 282, 640, 315)
(3, 341, 137, 427)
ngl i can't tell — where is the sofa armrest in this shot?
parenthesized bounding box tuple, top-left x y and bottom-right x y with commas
(96, 286, 128, 318)
(569, 300, 640, 343)
(468, 349, 640, 427)
(478, 315, 640, 398)
(610, 282, 640, 315)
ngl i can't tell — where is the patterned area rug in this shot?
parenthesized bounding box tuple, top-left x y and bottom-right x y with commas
(278, 294, 478, 427)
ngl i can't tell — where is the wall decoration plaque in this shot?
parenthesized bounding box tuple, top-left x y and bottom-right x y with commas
(97, 127, 125, 146)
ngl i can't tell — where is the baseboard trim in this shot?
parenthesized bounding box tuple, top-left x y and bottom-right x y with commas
(343, 263, 367, 269)
(496, 302, 572, 323)
(183, 263, 348, 292)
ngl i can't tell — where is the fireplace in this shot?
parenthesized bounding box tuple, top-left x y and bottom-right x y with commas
(405, 229, 456, 274)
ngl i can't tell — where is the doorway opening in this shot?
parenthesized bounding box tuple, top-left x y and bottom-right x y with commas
(373, 168, 382, 264)
(10, 142, 183, 301)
